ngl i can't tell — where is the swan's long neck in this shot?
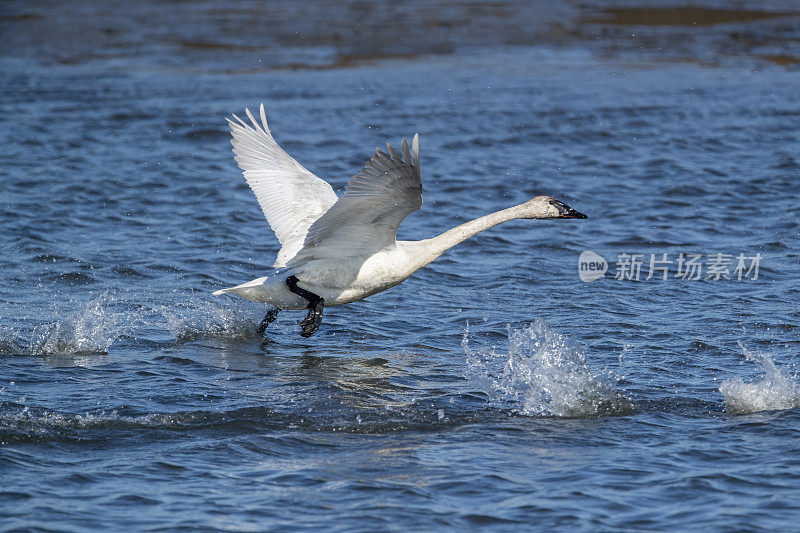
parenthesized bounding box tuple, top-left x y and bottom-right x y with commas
(403, 204, 528, 271)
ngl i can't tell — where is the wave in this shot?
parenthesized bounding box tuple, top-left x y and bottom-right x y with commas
(462, 320, 634, 418)
(0, 399, 501, 444)
(719, 342, 799, 414)
(0, 405, 259, 444)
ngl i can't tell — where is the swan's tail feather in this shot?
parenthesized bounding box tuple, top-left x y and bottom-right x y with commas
(212, 276, 271, 301)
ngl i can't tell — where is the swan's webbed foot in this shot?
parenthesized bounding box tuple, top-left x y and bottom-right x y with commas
(257, 307, 280, 336)
(298, 300, 324, 337)
(286, 275, 324, 337)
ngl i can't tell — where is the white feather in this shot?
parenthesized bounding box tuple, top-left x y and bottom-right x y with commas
(228, 104, 338, 267)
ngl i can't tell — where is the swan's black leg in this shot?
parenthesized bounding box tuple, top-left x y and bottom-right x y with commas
(286, 275, 324, 337)
(257, 307, 279, 336)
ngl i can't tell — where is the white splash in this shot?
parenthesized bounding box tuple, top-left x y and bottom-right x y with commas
(0, 326, 24, 355)
(159, 298, 258, 342)
(463, 320, 632, 418)
(26, 294, 128, 355)
(719, 342, 799, 415)
(0, 293, 262, 357)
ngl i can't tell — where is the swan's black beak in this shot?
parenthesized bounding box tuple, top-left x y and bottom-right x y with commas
(553, 200, 588, 219)
(561, 208, 588, 219)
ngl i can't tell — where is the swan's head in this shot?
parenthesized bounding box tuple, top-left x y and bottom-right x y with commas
(523, 196, 588, 220)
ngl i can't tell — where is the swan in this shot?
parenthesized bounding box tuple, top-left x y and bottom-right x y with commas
(213, 104, 587, 337)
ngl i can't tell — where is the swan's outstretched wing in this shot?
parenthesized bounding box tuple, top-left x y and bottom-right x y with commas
(289, 134, 421, 264)
(228, 104, 338, 267)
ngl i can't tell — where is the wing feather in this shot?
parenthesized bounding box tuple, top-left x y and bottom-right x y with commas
(228, 104, 338, 267)
(289, 134, 422, 264)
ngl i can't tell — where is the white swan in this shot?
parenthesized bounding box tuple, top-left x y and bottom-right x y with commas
(213, 104, 587, 337)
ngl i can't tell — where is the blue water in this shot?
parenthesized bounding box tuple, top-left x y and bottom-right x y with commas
(3, 2, 800, 530)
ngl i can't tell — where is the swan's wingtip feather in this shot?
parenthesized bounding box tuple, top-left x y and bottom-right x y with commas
(412, 133, 420, 169)
(400, 137, 411, 164)
(245, 107, 263, 133)
(230, 113, 248, 129)
(259, 103, 271, 134)
(386, 142, 400, 160)
(212, 288, 229, 296)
